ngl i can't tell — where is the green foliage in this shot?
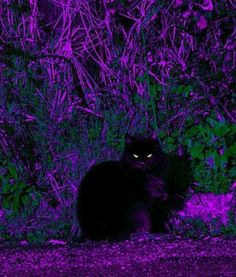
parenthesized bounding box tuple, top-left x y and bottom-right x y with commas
(103, 110, 129, 151)
(185, 219, 209, 239)
(136, 72, 149, 83)
(221, 225, 236, 238)
(189, 144, 204, 159)
(134, 81, 235, 194)
(164, 136, 177, 153)
(171, 85, 192, 97)
(172, 217, 209, 239)
(172, 217, 230, 239)
(46, 219, 71, 239)
(153, 100, 234, 194)
(220, 210, 236, 238)
(149, 84, 162, 99)
(27, 231, 47, 244)
(182, 115, 235, 193)
(0, 160, 41, 215)
(88, 119, 102, 142)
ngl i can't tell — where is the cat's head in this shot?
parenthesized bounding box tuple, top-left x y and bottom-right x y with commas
(121, 134, 164, 172)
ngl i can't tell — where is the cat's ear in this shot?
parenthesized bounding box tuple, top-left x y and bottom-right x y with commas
(125, 134, 133, 145)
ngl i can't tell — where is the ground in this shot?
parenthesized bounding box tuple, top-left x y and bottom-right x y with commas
(0, 235, 235, 276)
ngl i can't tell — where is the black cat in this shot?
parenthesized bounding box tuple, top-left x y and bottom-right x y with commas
(76, 134, 192, 241)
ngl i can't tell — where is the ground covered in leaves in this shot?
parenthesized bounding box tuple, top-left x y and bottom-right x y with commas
(0, 235, 235, 276)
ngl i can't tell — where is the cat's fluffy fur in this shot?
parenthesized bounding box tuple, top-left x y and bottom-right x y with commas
(76, 134, 192, 241)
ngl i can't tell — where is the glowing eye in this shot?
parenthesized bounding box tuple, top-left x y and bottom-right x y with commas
(133, 154, 139, 158)
(147, 154, 152, 158)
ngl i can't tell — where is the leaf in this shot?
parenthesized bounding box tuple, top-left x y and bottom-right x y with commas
(176, 85, 185, 94)
(230, 144, 236, 155)
(212, 124, 230, 137)
(22, 195, 29, 205)
(149, 85, 157, 98)
(3, 198, 10, 209)
(149, 84, 162, 99)
(225, 143, 236, 157)
(7, 164, 18, 180)
(183, 85, 192, 97)
(230, 125, 236, 134)
(18, 181, 26, 190)
(207, 117, 218, 127)
(186, 126, 199, 137)
(12, 196, 20, 211)
(2, 183, 10, 194)
(190, 144, 204, 158)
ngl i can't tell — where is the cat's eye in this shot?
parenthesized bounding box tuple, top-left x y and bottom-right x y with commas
(147, 154, 152, 158)
(133, 154, 139, 158)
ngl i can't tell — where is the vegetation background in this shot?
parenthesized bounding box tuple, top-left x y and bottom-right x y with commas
(0, 0, 235, 243)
